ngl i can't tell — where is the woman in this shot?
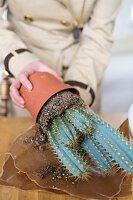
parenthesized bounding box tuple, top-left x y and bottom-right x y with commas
(0, 0, 121, 113)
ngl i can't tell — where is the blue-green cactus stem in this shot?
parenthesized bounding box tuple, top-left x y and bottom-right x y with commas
(89, 135, 116, 168)
(53, 116, 76, 146)
(64, 109, 90, 133)
(61, 117, 78, 141)
(73, 107, 133, 173)
(83, 136, 114, 172)
(92, 131, 133, 173)
(47, 121, 89, 178)
(54, 116, 85, 150)
(63, 108, 111, 172)
(48, 108, 117, 174)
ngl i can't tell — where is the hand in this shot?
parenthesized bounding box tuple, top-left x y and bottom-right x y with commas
(10, 61, 63, 108)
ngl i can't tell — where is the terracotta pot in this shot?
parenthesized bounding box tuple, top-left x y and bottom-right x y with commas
(20, 72, 78, 122)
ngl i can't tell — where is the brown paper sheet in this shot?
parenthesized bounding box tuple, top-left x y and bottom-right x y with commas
(0, 117, 132, 200)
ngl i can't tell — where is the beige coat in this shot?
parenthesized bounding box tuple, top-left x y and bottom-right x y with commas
(0, 0, 121, 113)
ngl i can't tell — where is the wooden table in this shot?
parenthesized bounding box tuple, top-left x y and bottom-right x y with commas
(0, 115, 132, 200)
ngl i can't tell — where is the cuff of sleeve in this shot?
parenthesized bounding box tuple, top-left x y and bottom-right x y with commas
(6, 51, 40, 77)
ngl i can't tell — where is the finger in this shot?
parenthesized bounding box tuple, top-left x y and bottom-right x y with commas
(19, 73, 32, 90)
(10, 81, 24, 105)
(10, 91, 24, 108)
(10, 86, 24, 106)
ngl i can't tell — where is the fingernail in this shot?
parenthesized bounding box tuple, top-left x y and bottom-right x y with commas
(27, 85, 32, 90)
(20, 105, 24, 108)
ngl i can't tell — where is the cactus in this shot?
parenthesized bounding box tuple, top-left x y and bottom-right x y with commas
(64, 107, 133, 173)
(37, 91, 133, 180)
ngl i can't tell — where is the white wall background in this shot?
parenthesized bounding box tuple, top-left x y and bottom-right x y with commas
(101, 0, 133, 113)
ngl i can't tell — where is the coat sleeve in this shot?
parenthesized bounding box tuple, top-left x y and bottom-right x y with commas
(0, 1, 39, 77)
(64, 0, 122, 107)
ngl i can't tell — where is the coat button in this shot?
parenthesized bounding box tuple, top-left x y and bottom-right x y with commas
(24, 15, 33, 22)
(60, 20, 70, 26)
(63, 65, 69, 70)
